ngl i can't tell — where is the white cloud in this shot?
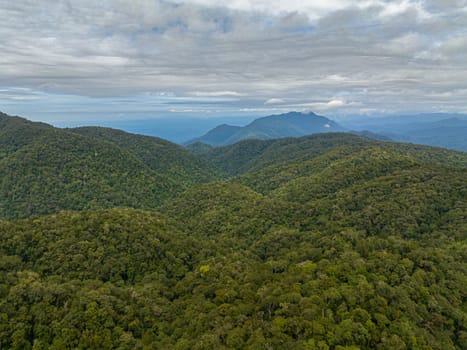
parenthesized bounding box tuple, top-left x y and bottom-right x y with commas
(167, 0, 354, 19)
(379, 0, 431, 19)
(291, 99, 360, 111)
(264, 98, 285, 105)
(381, 32, 426, 55)
(190, 91, 246, 97)
(325, 75, 349, 82)
(326, 99, 347, 108)
(0, 0, 465, 118)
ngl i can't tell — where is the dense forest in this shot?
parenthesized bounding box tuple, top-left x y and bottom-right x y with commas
(0, 113, 217, 219)
(0, 112, 466, 349)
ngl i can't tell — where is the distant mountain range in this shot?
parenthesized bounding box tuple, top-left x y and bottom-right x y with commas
(187, 111, 345, 146)
(385, 117, 467, 151)
(54, 116, 256, 144)
(51, 111, 467, 152)
(338, 113, 467, 151)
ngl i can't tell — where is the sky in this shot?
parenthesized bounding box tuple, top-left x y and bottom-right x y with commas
(1, 0, 467, 123)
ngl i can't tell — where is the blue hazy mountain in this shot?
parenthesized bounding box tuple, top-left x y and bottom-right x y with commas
(391, 117, 467, 151)
(338, 114, 467, 151)
(188, 111, 345, 146)
(193, 124, 243, 146)
(53, 116, 256, 144)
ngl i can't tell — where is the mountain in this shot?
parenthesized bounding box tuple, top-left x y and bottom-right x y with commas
(68, 126, 218, 187)
(188, 111, 345, 146)
(336, 113, 467, 130)
(54, 116, 256, 144)
(188, 124, 242, 146)
(391, 117, 467, 151)
(196, 132, 467, 176)
(0, 112, 216, 219)
(0, 112, 466, 349)
(0, 112, 54, 159)
(338, 113, 467, 151)
(1, 133, 465, 349)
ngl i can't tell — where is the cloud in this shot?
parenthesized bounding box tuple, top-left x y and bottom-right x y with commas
(190, 91, 246, 97)
(167, 0, 354, 19)
(377, 0, 431, 20)
(264, 98, 286, 105)
(292, 99, 361, 111)
(0, 0, 466, 119)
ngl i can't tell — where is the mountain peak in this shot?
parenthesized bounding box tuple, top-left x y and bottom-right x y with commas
(188, 111, 345, 146)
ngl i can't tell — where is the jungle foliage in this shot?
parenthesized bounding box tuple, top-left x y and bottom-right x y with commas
(0, 112, 466, 349)
(0, 114, 216, 219)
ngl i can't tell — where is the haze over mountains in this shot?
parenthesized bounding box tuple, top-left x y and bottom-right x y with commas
(185, 111, 467, 151)
(49, 111, 467, 152)
(338, 113, 467, 152)
(53, 116, 257, 145)
(188, 112, 344, 146)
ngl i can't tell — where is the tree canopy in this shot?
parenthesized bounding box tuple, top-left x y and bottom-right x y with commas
(0, 112, 466, 349)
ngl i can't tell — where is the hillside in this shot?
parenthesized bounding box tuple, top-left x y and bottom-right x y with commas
(1, 150, 466, 348)
(197, 132, 467, 176)
(188, 111, 345, 146)
(0, 112, 54, 160)
(0, 113, 466, 349)
(188, 124, 243, 146)
(0, 113, 216, 219)
(69, 126, 218, 187)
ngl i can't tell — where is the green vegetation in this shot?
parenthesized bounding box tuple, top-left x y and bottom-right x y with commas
(0, 114, 216, 219)
(69, 126, 218, 186)
(198, 133, 467, 177)
(0, 112, 466, 349)
(185, 141, 214, 157)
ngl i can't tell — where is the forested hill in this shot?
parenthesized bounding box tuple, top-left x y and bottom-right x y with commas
(194, 132, 467, 176)
(68, 126, 218, 186)
(0, 113, 216, 219)
(0, 112, 54, 159)
(0, 112, 466, 349)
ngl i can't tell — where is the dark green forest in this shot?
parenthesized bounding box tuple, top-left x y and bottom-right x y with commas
(0, 113, 217, 219)
(0, 112, 466, 349)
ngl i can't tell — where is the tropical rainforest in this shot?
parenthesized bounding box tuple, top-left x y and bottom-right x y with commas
(0, 112, 466, 349)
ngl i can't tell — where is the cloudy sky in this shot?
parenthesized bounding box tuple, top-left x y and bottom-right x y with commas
(1, 0, 467, 122)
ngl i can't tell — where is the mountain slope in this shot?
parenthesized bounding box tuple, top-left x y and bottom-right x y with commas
(189, 111, 345, 146)
(0, 112, 54, 160)
(0, 113, 215, 219)
(199, 133, 467, 176)
(69, 126, 218, 187)
(185, 141, 214, 156)
(186, 124, 242, 146)
(0, 128, 175, 219)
